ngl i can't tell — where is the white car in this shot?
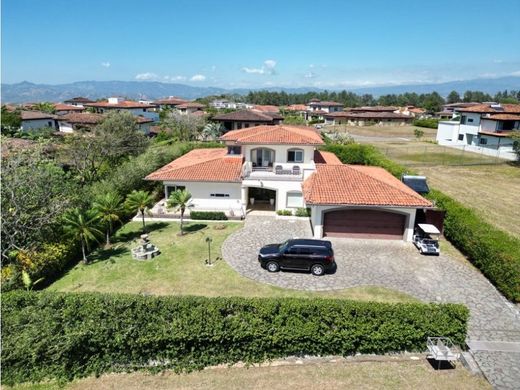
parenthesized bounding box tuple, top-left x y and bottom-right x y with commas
(413, 224, 441, 255)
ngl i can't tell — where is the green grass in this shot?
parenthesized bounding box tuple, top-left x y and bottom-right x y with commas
(48, 221, 415, 303)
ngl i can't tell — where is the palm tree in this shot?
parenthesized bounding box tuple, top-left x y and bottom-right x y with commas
(167, 189, 193, 235)
(62, 208, 103, 264)
(201, 122, 224, 141)
(93, 192, 125, 246)
(125, 190, 155, 232)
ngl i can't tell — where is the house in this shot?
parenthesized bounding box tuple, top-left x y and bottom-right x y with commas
(84, 97, 159, 121)
(253, 105, 280, 113)
(53, 103, 84, 115)
(176, 102, 205, 115)
(306, 99, 344, 113)
(395, 106, 426, 118)
(63, 97, 95, 107)
(20, 110, 57, 131)
(323, 111, 413, 126)
(213, 110, 283, 131)
(56, 112, 154, 134)
(145, 125, 433, 241)
(436, 102, 481, 119)
(436, 103, 520, 160)
(210, 100, 253, 110)
(153, 96, 188, 110)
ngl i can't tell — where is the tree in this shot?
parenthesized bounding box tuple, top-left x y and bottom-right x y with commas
(283, 115, 306, 125)
(93, 192, 125, 246)
(414, 128, 424, 140)
(62, 208, 103, 264)
(21, 270, 44, 291)
(422, 92, 445, 113)
(125, 190, 155, 232)
(167, 189, 193, 235)
(160, 111, 205, 141)
(1, 106, 22, 132)
(201, 122, 225, 141)
(446, 91, 461, 104)
(32, 102, 56, 114)
(512, 131, 520, 162)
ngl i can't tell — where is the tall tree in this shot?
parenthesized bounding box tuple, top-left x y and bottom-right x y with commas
(32, 102, 56, 114)
(125, 190, 155, 232)
(62, 208, 103, 264)
(93, 192, 125, 246)
(167, 189, 193, 235)
(1, 105, 22, 132)
(446, 90, 461, 104)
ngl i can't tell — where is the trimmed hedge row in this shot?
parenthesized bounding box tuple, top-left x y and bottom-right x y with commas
(1, 291, 468, 385)
(190, 211, 228, 220)
(413, 118, 440, 129)
(323, 143, 520, 302)
(427, 190, 520, 302)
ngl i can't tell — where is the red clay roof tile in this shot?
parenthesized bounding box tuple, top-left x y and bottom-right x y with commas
(220, 125, 324, 145)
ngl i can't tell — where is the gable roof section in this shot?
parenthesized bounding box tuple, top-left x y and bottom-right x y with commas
(57, 112, 104, 124)
(213, 109, 282, 122)
(303, 164, 432, 207)
(145, 148, 243, 183)
(21, 110, 55, 120)
(313, 150, 342, 164)
(458, 103, 520, 114)
(220, 125, 324, 145)
(53, 103, 84, 112)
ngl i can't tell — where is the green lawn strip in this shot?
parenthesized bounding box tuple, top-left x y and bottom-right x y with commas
(48, 221, 415, 303)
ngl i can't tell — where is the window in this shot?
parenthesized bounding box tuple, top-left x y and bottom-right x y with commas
(287, 149, 304, 163)
(286, 192, 304, 208)
(460, 115, 467, 124)
(479, 138, 488, 145)
(458, 134, 464, 141)
(227, 146, 241, 155)
(166, 185, 185, 197)
(143, 109, 146, 112)
(210, 193, 230, 197)
(245, 123, 250, 128)
(467, 118, 474, 123)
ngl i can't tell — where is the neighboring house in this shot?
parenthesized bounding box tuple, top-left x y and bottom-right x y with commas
(395, 106, 426, 118)
(253, 105, 280, 113)
(436, 103, 520, 160)
(213, 109, 283, 131)
(20, 110, 57, 131)
(176, 102, 205, 115)
(436, 102, 481, 119)
(153, 96, 188, 110)
(56, 112, 153, 134)
(63, 97, 95, 107)
(53, 103, 84, 115)
(306, 99, 344, 113)
(146, 125, 433, 241)
(323, 111, 413, 126)
(210, 99, 253, 110)
(84, 97, 159, 121)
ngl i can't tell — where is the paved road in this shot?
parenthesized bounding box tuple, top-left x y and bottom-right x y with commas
(222, 216, 520, 390)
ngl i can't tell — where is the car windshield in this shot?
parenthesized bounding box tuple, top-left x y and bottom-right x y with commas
(423, 239, 438, 246)
(278, 240, 290, 251)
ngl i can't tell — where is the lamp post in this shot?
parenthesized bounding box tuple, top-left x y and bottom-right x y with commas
(205, 236, 213, 266)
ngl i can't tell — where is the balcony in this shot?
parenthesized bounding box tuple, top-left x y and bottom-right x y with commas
(242, 161, 314, 181)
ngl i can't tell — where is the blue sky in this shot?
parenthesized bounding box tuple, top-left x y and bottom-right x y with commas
(2, 0, 520, 88)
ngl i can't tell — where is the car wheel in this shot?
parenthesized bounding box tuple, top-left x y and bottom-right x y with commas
(311, 264, 325, 276)
(266, 261, 280, 272)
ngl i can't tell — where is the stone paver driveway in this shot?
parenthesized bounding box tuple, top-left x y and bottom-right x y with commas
(222, 216, 520, 390)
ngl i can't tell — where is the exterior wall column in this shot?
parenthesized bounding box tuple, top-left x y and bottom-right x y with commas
(241, 186, 248, 207)
(164, 185, 169, 200)
(403, 209, 416, 242)
(310, 206, 323, 238)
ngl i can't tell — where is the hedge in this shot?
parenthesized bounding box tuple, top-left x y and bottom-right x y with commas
(427, 190, 520, 302)
(189, 211, 228, 220)
(1, 291, 468, 385)
(413, 118, 440, 129)
(323, 143, 520, 302)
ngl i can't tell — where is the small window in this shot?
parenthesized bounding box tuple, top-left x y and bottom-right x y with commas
(227, 146, 241, 155)
(210, 193, 230, 197)
(479, 138, 488, 145)
(143, 108, 146, 112)
(467, 118, 474, 123)
(245, 123, 249, 128)
(287, 192, 304, 208)
(460, 115, 467, 125)
(458, 134, 464, 141)
(287, 149, 304, 163)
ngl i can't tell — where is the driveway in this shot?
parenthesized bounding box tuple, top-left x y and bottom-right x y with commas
(222, 216, 520, 390)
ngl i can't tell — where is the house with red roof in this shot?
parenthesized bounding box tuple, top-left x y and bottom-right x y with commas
(436, 103, 520, 160)
(213, 110, 283, 131)
(84, 97, 159, 122)
(146, 124, 433, 241)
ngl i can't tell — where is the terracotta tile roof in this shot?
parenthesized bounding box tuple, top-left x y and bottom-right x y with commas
(136, 116, 154, 123)
(458, 103, 520, 114)
(347, 106, 398, 112)
(153, 97, 188, 105)
(253, 105, 280, 113)
(285, 104, 307, 111)
(176, 102, 205, 109)
(63, 97, 94, 104)
(478, 131, 513, 137)
(21, 110, 55, 120)
(145, 148, 243, 182)
(190, 110, 206, 117)
(213, 109, 283, 122)
(57, 112, 104, 124)
(220, 125, 324, 145)
(325, 111, 410, 120)
(303, 164, 432, 207)
(53, 103, 84, 112)
(84, 100, 157, 109)
(308, 101, 344, 107)
(443, 102, 480, 108)
(482, 113, 520, 121)
(313, 150, 342, 164)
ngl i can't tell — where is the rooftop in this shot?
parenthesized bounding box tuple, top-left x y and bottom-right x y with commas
(153, 97, 188, 105)
(253, 105, 280, 113)
(213, 109, 283, 122)
(347, 106, 398, 112)
(308, 100, 344, 107)
(313, 150, 342, 164)
(458, 103, 520, 114)
(21, 110, 55, 120)
(84, 100, 157, 109)
(176, 102, 205, 109)
(145, 148, 243, 183)
(324, 111, 410, 119)
(303, 164, 432, 207)
(63, 97, 95, 104)
(220, 125, 324, 145)
(53, 103, 84, 112)
(56, 112, 104, 124)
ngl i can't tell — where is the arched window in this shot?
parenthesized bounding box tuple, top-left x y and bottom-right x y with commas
(287, 148, 304, 163)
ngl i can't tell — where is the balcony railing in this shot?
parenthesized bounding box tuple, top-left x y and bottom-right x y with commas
(242, 161, 313, 181)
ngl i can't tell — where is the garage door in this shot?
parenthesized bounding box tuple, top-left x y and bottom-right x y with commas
(323, 209, 406, 239)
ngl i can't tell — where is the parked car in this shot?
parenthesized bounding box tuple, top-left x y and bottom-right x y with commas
(413, 223, 441, 255)
(258, 239, 336, 276)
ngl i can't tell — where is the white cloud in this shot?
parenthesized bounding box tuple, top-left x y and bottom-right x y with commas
(241, 59, 277, 75)
(135, 72, 158, 80)
(101, 62, 111, 68)
(190, 74, 206, 81)
(304, 71, 316, 79)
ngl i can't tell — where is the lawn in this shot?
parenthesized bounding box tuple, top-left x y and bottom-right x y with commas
(7, 358, 490, 390)
(49, 221, 415, 302)
(325, 124, 437, 140)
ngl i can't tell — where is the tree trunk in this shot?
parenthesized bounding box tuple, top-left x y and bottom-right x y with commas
(141, 209, 146, 232)
(106, 220, 112, 246)
(81, 240, 88, 264)
(180, 209, 184, 235)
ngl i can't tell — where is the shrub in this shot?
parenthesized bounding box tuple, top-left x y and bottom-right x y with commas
(427, 190, 520, 302)
(190, 211, 228, 220)
(413, 118, 439, 129)
(308, 119, 325, 125)
(295, 207, 311, 217)
(276, 209, 293, 216)
(1, 291, 469, 385)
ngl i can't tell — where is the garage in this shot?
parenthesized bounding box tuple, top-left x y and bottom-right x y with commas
(323, 209, 406, 239)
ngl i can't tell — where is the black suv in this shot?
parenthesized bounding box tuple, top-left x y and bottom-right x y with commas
(258, 239, 336, 276)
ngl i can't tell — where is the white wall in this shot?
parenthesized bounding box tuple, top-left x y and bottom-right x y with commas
(241, 179, 304, 210)
(436, 121, 460, 143)
(21, 119, 56, 131)
(58, 121, 74, 133)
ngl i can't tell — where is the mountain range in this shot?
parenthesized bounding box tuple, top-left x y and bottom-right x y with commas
(2, 76, 520, 103)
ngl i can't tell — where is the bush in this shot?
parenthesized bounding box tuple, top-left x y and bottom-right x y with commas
(295, 208, 311, 217)
(427, 190, 520, 302)
(276, 209, 293, 216)
(308, 119, 325, 125)
(413, 118, 439, 129)
(1, 291, 469, 385)
(190, 211, 228, 220)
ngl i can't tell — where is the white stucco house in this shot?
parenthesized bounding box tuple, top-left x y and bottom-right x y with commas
(20, 111, 57, 131)
(146, 125, 433, 241)
(436, 103, 520, 160)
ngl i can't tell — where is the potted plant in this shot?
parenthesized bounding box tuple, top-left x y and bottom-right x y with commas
(269, 198, 275, 206)
(250, 197, 255, 205)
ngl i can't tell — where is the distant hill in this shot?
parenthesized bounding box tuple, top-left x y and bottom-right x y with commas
(2, 76, 519, 103)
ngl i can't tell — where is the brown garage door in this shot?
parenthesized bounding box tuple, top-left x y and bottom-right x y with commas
(323, 209, 406, 239)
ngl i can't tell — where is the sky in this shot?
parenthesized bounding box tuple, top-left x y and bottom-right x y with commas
(2, 0, 520, 88)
